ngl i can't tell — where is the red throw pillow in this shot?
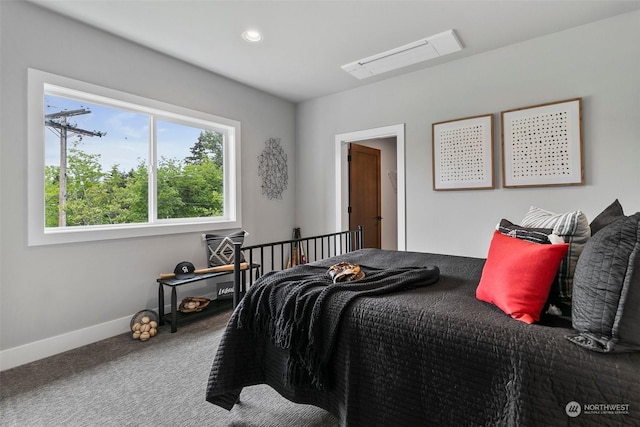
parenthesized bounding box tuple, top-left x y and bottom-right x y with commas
(476, 231, 569, 324)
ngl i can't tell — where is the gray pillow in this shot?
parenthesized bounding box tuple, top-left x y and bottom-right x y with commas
(567, 212, 640, 352)
(590, 199, 624, 236)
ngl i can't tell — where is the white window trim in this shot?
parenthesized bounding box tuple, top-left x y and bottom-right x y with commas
(28, 68, 242, 246)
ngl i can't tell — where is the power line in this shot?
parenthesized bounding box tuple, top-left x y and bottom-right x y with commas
(45, 109, 105, 227)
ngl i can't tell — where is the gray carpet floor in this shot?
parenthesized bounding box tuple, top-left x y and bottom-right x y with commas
(0, 310, 339, 427)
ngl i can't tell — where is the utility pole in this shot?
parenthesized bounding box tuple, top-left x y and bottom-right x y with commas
(45, 109, 105, 227)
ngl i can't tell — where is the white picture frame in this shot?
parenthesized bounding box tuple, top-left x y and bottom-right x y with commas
(432, 114, 494, 190)
(502, 98, 583, 188)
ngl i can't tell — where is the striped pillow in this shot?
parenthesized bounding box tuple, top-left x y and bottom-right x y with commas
(521, 206, 591, 303)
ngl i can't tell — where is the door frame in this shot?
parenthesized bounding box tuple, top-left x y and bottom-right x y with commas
(335, 124, 406, 250)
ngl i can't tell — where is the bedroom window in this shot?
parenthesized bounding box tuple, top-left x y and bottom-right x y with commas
(28, 69, 241, 246)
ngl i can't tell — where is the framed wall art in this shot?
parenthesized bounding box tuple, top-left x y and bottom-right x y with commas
(501, 98, 583, 188)
(432, 114, 494, 190)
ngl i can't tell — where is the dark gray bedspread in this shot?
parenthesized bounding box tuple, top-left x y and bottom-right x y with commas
(206, 249, 640, 426)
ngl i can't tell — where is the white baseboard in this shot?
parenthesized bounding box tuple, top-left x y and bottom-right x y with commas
(0, 315, 131, 371)
(0, 291, 221, 372)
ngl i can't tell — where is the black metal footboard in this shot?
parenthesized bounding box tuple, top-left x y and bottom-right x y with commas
(232, 226, 363, 307)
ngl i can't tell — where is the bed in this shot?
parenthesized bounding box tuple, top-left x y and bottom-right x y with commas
(206, 209, 640, 426)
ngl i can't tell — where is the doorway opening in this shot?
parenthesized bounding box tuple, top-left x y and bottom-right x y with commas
(335, 124, 406, 250)
(349, 143, 383, 249)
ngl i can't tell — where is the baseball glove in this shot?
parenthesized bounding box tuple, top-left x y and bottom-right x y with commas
(327, 262, 365, 283)
(179, 296, 211, 313)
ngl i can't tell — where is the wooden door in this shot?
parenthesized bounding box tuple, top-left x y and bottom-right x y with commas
(348, 143, 381, 249)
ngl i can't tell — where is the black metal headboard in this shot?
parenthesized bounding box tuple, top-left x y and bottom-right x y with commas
(232, 226, 364, 307)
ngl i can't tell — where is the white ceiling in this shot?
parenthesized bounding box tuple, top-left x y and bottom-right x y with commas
(29, 0, 640, 103)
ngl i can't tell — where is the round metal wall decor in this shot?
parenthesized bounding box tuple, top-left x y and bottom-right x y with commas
(258, 137, 288, 200)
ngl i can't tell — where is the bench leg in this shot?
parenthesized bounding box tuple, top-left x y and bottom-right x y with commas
(171, 287, 178, 333)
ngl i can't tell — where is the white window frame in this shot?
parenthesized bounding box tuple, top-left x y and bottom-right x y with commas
(28, 68, 242, 246)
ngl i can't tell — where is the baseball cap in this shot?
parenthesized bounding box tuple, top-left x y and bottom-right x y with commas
(174, 261, 196, 279)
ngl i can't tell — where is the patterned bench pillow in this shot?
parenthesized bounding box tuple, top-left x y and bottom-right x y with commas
(206, 230, 246, 267)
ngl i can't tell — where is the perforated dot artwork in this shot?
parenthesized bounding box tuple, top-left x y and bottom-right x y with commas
(438, 123, 488, 183)
(510, 111, 571, 178)
(432, 114, 493, 190)
(502, 98, 583, 188)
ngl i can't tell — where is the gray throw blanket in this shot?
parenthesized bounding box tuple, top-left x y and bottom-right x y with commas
(235, 263, 440, 390)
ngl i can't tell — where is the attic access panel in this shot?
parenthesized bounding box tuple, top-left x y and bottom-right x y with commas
(342, 29, 463, 79)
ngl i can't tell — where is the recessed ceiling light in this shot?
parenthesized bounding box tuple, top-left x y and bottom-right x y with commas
(242, 30, 263, 43)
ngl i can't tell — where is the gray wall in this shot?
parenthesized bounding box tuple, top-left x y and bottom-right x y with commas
(2, 3, 639, 368)
(296, 11, 640, 257)
(0, 2, 296, 365)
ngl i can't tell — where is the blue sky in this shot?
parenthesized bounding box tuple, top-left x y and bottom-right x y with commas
(45, 95, 203, 172)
